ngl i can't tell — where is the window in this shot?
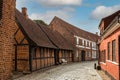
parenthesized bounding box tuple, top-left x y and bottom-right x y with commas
(76, 37, 79, 45)
(92, 42, 96, 48)
(87, 41, 89, 47)
(92, 51, 97, 59)
(76, 50, 79, 57)
(100, 28, 104, 35)
(79, 39, 82, 45)
(84, 40, 86, 46)
(0, 0, 3, 19)
(107, 42, 110, 60)
(112, 40, 116, 62)
(89, 51, 91, 57)
(100, 50, 106, 63)
(82, 40, 84, 46)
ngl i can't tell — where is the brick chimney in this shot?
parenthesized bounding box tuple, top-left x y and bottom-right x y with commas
(22, 7, 28, 19)
(96, 32, 98, 35)
(0, 0, 16, 80)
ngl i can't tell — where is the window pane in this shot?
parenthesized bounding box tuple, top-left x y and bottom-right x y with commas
(108, 42, 110, 60)
(100, 50, 106, 63)
(112, 40, 116, 62)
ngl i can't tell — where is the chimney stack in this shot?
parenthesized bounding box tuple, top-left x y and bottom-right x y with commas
(22, 7, 28, 19)
(96, 32, 98, 35)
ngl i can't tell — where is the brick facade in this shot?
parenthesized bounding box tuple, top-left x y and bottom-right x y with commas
(99, 10, 120, 80)
(11, 8, 73, 73)
(0, 0, 16, 80)
(49, 17, 99, 62)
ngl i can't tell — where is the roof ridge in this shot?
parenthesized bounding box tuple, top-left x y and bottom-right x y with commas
(37, 23, 59, 48)
(15, 9, 56, 48)
(53, 16, 98, 37)
(102, 10, 120, 20)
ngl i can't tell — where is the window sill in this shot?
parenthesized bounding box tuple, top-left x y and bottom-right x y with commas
(100, 62, 106, 65)
(106, 60, 118, 65)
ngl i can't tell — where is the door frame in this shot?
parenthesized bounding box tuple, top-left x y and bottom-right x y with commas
(54, 49, 59, 65)
(81, 50, 85, 61)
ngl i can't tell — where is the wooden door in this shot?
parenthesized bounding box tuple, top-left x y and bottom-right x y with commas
(81, 50, 85, 61)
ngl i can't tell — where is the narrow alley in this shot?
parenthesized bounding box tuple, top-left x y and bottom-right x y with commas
(13, 61, 102, 80)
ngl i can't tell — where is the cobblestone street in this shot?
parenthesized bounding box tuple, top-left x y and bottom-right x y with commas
(14, 61, 102, 80)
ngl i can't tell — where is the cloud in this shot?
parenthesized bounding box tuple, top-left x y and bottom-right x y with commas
(81, 3, 101, 7)
(91, 5, 120, 20)
(29, 7, 75, 24)
(16, 0, 28, 9)
(36, 0, 82, 6)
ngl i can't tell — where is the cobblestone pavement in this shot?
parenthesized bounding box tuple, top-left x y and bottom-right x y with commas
(14, 61, 102, 80)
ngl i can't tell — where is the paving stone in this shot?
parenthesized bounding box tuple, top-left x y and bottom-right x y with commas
(14, 61, 102, 80)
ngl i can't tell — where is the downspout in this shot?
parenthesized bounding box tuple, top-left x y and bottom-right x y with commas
(29, 46, 32, 72)
(118, 36, 120, 80)
(118, 16, 120, 80)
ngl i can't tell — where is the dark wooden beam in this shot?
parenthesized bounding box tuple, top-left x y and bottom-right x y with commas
(29, 46, 32, 72)
(15, 45, 17, 71)
(20, 37, 25, 44)
(0, 0, 3, 19)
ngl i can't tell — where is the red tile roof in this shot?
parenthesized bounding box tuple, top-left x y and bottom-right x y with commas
(99, 10, 120, 29)
(37, 23, 73, 50)
(49, 16, 99, 43)
(15, 9, 56, 48)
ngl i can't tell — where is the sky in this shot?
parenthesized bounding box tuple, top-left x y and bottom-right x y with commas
(16, 0, 120, 34)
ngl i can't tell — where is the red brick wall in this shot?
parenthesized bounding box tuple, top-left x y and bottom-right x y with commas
(49, 21, 77, 61)
(99, 27, 120, 80)
(0, 0, 16, 80)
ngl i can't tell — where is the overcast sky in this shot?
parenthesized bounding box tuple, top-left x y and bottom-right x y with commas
(16, 0, 120, 34)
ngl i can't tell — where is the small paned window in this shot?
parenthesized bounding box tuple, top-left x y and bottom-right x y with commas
(76, 37, 79, 45)
(84, 40, 86, 46)
(100, 50, 106, 63)
(107, 42, 110, 60)
(89, 51, 91, 57)
(112, 40, 116, 62)
(87, 41, 89, 47)
(79, 39, 82, 45)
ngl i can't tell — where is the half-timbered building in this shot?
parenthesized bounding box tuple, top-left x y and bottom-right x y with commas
(98, 10, 120, 80)
(14, 8, 73, 73)
(37, 23, 73, 64)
